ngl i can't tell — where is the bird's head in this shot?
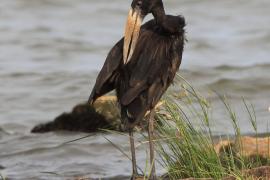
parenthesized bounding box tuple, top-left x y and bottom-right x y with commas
(131, 0, 163, 17)
(123, 0, 164, 64)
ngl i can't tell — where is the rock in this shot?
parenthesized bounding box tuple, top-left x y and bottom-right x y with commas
(222, 166, 270, 180)
(214, 139, 232, 154)
(215, 136, 270, 159)
(174, 137, 270, 179)
(92, 96, 122, 129)
(243, 166, 270, 179)
(214, 136, 270, 177)
(180, 178, 212, 180)
(163, 166, 270, 179)
(32, 96, 164, 133)
(240, 136, 270, 158)
(32, 96, 120, 133)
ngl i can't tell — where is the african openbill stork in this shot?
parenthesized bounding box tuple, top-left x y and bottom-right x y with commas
(88, 0, 185, 179)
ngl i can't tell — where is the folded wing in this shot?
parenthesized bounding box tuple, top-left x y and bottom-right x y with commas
(88, 39, 123, 104)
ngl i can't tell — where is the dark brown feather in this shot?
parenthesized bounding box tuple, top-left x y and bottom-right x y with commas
(118, 16, 185, 128)
(88, 15, 185, 129)
(88, 39, 123, 103)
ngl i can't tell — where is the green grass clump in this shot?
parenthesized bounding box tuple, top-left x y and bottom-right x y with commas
(156, 75, 269, 179)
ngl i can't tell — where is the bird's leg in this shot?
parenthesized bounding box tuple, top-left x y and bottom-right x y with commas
(129, 129, 138, 179)
(148, 109, 157, 180)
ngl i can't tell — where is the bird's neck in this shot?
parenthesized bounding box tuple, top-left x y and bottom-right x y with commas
(152, 4, 180, 34)
(152, 4, 166, 26)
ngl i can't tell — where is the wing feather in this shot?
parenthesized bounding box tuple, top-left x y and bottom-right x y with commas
(88, 39, 123, 103)
(120, 30, 182, 108)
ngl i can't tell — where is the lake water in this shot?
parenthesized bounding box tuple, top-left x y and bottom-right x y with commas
(0, 0, 270, 179)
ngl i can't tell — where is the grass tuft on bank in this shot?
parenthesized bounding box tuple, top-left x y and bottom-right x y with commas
(156, 75, 270, 179)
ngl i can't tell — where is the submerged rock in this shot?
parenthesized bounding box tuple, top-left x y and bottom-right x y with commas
(32, 96, 121, 133)
(31, 96, 164, 133)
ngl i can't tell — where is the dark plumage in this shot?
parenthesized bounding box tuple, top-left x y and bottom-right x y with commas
(88, 0, 185, 179)
(89, 16, 185, 128)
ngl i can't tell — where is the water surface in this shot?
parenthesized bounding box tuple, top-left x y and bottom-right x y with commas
(0, 0, 270, 179)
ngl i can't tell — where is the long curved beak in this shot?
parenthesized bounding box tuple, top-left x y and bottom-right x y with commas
(123, 8, 144, 64)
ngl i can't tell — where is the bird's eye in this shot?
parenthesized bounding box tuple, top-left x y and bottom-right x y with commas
(137, 1, 142, 7)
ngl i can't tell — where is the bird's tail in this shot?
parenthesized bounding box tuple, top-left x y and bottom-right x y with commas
(121, 104, 148, 131)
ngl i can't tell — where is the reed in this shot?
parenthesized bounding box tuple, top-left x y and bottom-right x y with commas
(155, 75, 269, 179)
